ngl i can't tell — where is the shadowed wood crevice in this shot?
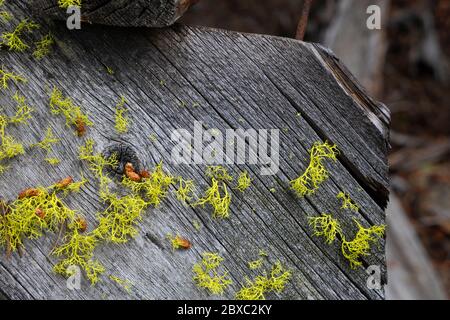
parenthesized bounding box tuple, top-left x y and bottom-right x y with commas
(0, 2, 389, 300)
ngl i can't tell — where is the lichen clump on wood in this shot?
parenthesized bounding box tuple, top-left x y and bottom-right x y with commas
(235, 170, 251, 192)
(290, 141, 339, 197)
(79, 138, 118, 188)
(106, 66, 114, 75)
(32, 127, 59, 153)
(193, 252, 232, 295)
(0, 1, 12, 22)
(58, 0, 82, 9)
(309, 214, 385, 269)
(0, 67, 27, 90)
(308, 214, 342, 245)
(196, 177, 231, 219)
(337, 191, 359, 212)
(248, 258, 264, 270)
(9, 92, 33, 124)
(235, 261, 291, 300)
(0, 93, 33, 173)
(32, 127, 61, 165)
(49, 87, 93, 136)
(75, 141, 182, 280)
(93, 193, 149, 244)
(46, 157, 60, 165)
(121, 162, 175, 207)
(206, 165, 233, 182)
(0, 177, 85, 255)
(195, 166, 232, 219)
(114, 95, 129, 134)
(52, 218, 105, 285)
(341, 220, 385, 269)
(248, 250, 268, 270)
(175, 177, 194, 204)
(1, 19, 39, 52)
(0, 11, 12, 22)
(33, 33, 54, 60)
(110, 275, 132, 293)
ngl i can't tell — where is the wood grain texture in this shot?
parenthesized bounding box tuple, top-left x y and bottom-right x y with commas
(0, 1, 389, 299)
(30, 0, 197, 27)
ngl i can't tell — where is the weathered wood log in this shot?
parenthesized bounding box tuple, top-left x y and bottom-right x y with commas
(0, 1, 389, 299)
(30, 0, 198, 27)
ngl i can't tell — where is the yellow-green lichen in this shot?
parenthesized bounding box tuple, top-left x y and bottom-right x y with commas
(52, 219, 104, 285)
(8, 92, 33, 124)
(0, 135, 24, 160)
(0, 94, 33, 172)
(32, 127, 59, 154)
(235, 261, 291, 300)
(195, 177, 231, 219)
(149, 133, 157, 143)
(1, 19, 39, 52)
(290, 141, 339, 197)
(49, 87, 93, 136)
(45, 157, 60, 165)
(1, 186, 77, 252)
(58, 0, 82, 9)
(0, 163, 8, 174)
(309, 213, 385, 269)
(0, 10, 11, 22)
(106, 66, 114, 75)
(235, 170, 251, 192)
(341, 220, 385, 269)
(192, 219, 201, 231)
(206, 165, 233, 182)
(93, 193, 149, 244)
(337, 191, 359, 212)
(109, 275, 132, 293)
(114, 95, 129, 134)
(248, 250, 268, 270)
(193, 252, 232, 295)
(248, 258, 264, 270)
(33, 33, 54, 60)
(308, 213, 342, 245)
(175, 177, 194, 204)
(79, 139, 117, 184)
(0, 67, 26, 90)
(122, 162, 174, 207)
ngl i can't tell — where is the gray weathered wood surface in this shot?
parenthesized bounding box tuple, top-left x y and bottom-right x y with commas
(322, 0, 446, 300)
(0, 1, 389, 299)
(31, 0, 197, 27)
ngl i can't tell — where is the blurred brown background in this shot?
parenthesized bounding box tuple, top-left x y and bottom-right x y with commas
(181, 0, 450, 299)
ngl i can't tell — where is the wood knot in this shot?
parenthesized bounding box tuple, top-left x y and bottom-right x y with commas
(102, 143, 141, 179)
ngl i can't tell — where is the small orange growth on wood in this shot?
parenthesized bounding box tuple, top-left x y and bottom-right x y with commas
(140, 170, 151, 179)
(75, 116, 86, 136)
(35, 208, 46, 219)
(75, 217, 88, 233)
(173, 235, 192, 250)
(18, 188, 41, 199)
(55, 176, 73, 189)
(124, 162, 141, 182)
